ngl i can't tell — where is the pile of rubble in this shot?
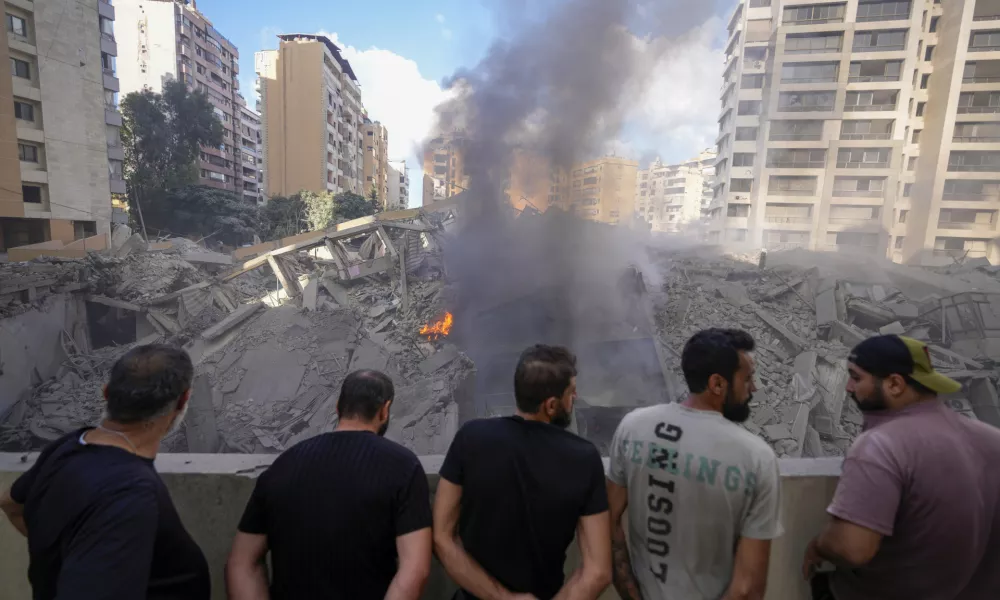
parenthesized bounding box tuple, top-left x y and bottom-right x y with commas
(649, 249, 1000, 458)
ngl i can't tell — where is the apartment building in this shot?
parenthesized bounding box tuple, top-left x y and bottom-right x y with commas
(422, 134, 468, 204)
(387, 159, 409, 210)
(237, 100, 263, 204)
(568, 157, 639, 225)
(505, 151, 569, 213)
(116, 0, 245, 195)
(637, 150, 718, 233)
(713, 0, 1000, 264)
(0, 0, 119, 252)
(363, 119, 389, 207)
(256, 34, 365, 199)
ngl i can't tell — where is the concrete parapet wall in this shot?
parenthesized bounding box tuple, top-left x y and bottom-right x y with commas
(7, 233, 109, 262)
(0, 454, 840, 600)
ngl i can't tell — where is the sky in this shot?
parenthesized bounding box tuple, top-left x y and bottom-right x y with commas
(197, 0, 732, 207)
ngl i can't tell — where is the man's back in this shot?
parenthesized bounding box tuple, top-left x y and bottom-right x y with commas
(829, 401, 1000, 600)
(439, 416, 607, 599)
(608, 403, 782, 600)
(237, 431, 431, 599)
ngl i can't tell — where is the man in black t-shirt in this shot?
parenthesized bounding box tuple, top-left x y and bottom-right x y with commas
(433, 344, 612, 600)
(0, 344, 210, 600)
(227, 369, 433, 600)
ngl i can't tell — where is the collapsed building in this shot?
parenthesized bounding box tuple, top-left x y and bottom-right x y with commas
(1, 197, 999, 460)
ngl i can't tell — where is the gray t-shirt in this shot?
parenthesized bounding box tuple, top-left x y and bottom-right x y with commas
(608, 403, 783, 600)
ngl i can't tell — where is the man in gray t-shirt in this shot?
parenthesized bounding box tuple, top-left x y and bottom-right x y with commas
(607, 329, 783, 600)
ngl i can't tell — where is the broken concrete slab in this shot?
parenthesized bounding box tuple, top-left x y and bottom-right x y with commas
(762, 423, 794, 440)
(826, 320, 868, 347)
(181, 251, 233, 266)
(419, 344, 460, 374)
(320, 277, 350, 306)
(302, 278, 319, 311)
(789, 403, 810, 458)
(201, 303, 263, 341)
(847, 299, 896, 328)
(887, 302, 919, 320)
(185, 374, 221, 453)
(348, 339, 391, 372)
(815, 287, 838, 328)
(803, 426, 825, 458)
(751, 405, 776, 426)
(716, 283, 751, 308)
(755, 308, 807, 354)
(234, 347, 309, 405)
(968, 377, 1000, 428)
(879, 321, 906, 335)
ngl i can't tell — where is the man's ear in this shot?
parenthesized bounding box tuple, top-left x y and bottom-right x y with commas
(541, 396, 559, 416)
(884, 373, 907, 396)
(708, 373, 727, 396)
(175, 389, 191, 412)
(381, 400, 393, 420)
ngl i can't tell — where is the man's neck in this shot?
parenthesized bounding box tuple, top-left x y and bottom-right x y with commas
(515, 410, 550, 424)
(682, 394, 721, 414)
(335, 419, 380, 434)
(86, 420, 163, 460)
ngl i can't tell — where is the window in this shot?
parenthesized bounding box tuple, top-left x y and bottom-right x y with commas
(728, 203, 751, 216)
(770, 120, 823, 140)
(853, 30, 907, 52)
(971, 31, 1000, 51)
(22, 184, 40, 203)
(929, 16, 939, 32)
(848, 60, 902, 81)
(100, 16, 114, 39)
(735, 126, 758, 141)
(10, 57, 29, 79)
(783, 3, 846, 24)
(949, 151, 1000, 171)
(6, 14, 26, 37)
(14, 100, 33, 121)
(899, 209, 909, 223)
(18, 142, 37, 162)
(101, 52, 114, 73)
(766, 148, 827, 168)
(895, 236, 906, 249)
(741, 74, 765, 88)
(845, 90, 898, 110)
(904, 182, 912, 196)
(781, 62, 838, 82)
(954, 122, 1000, 141)
(916, 101, 926, 116)
(833, 177, 885, 196)
(958, 91, 1000, 112)
(908, 156, 917, 170)
(925, 45, 935, 61)
(836, 147, 891, 167)
(778, 91, 836, 111)
(912, 129, 921, 143)
(733, 153, 755, 167)
(856, 1, 911, 22)
(921, 73, 930, 89)
(785, 33, 842, 54)
(583, 176, 599, 185)
(738, 100, 762, 115)
(768, 175, 818, 195)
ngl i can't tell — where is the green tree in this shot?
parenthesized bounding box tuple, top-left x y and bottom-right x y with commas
(301, 190, 336, 231)
(144, 185, 257, 246)
(257, 194, 306, 240)
(121, 79, 223, 230)
(335, 192, 379, 221)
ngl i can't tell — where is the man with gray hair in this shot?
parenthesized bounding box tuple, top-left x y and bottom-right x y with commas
(0, 344, 210, 600)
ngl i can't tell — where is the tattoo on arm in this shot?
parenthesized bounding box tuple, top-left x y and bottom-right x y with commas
(611, 527, 643, 600)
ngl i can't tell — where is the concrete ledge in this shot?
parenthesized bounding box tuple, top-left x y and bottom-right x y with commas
(0, 453, 841, 600)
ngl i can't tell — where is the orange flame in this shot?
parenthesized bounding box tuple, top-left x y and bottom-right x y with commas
(420, 311, 454, 340)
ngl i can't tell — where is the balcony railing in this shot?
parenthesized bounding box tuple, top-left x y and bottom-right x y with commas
(743, 59, 766, 70)
(853, 45, 906, 52)
(837, 161, 890, 168)
(781, 77, 838, 83)
(969, 45, 1000, 52)
(833, 189, 884, 197)
(828, 216, 879, 223)
(768, 189, 817, 196)
(943, 192, 997, 201)
(953, 136, 1000, 142)
(778, 105, 835, 112)
(786, 46, 843, 55)
(973, 15, 1000, 21)
(767, 161, 826, 168)
(841, 132, 892, 140)
(765, 216, 812, 223)
(957, 106, 1000, 113)
(770, 134, 822, 141)
(856, 14, 910, 23)
(963, 76, 1000, 83)
(949, 164, 1000, 171)
(937, 220, 995, 230)
(786, 17, 845, 25)
(845, 104, 897, 111)
(848, 75, 900, 82)
(933, 248, 989, 257)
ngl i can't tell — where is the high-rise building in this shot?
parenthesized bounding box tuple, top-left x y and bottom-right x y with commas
(0, 0, 120, 252)
(422, 134, 468, 204)
(637, 150, 718, 233)
(363, 120, 389, 207)
(237, 99, 263, 205)
(505, 151, 569, 213)
(387, 159, 409, 210)
(712, 0, 1000, 264)
(116, 0, 245, 196)
(256, 34, 365, 200)
(567, 157, 638, 225)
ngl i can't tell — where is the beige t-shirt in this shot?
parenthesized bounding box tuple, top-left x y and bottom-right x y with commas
(608, 403, 783, 600)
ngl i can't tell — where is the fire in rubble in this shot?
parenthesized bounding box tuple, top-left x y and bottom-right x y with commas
(420, 312, 454, 340)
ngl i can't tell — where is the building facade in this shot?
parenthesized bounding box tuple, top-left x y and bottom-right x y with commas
(238, 100, 262, 204)
(567, 156, 638, 225)
(387, 159, 409, 210)
(0, 0, 119, 252)
(422, 134, 468, 204)
(712, 0, 1000, 264)
(116, 0, 245, 196)
(363, 119, 389, 207)
(256, 34, 365, 200)
(637, 150, 718, 234)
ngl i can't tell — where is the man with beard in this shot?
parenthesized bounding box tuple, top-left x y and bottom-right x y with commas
(0, 344, 210, 599)
(434, 344, 612, 600)
(803, 335, 1000, 600)
(227, 369, 432, 599)
(607, 328, 782, 600)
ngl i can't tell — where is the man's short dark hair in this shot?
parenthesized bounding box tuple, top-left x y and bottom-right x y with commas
(513, 344, 577, 414)
(106, 344, 194, 424)
(681, 329, 755, 394)
(337, 370, 394, 421)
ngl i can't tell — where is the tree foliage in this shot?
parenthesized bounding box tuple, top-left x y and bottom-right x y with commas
(121, 79, 224, 228)
(300, 190, 336, 232)
(256, 194, 306, 240)
(144, 185, 257, 246)
(335, 192, 379, 221)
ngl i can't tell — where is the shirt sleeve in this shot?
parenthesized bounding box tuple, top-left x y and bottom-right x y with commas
(395, 461, 433, 537)
(582, 448, 610, 516)
(827, 433, 902, 537)
(56, 483, 159, 600)
(741, 451, 784, 540)
(237, 472, 269, 535)
(439, 425, 466, 485)
(606, 413, 631, 487)
(10, 432, 71, 503)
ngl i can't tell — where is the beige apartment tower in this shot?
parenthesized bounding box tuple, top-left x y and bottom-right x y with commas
(422, 134, 468, 204)
(256, 34, 365, 200)
(637, 150, 717, 233)
(363, 120, 389, 207)
(568, 157, 638, 225)
(713, 0, 1000, 264)
(0, 0, 119, 252)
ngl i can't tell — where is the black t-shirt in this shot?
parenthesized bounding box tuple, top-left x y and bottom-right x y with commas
(10, 429, 210, 600)
(440, 416, 608, 600)
(238, 430, 432, 600)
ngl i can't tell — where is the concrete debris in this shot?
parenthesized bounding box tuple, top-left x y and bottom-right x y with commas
(879, 321, 906, 335)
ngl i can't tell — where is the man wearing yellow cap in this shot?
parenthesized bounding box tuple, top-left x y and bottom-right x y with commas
(803, 335, 1000, 600)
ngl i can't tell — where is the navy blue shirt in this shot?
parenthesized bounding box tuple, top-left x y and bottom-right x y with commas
(10, 429, 210, 600)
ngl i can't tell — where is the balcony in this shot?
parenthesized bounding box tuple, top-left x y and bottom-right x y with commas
(949, 164, 1000, 171)
(769, 134, 823, 141)
(937, 220, 996, 230)
(840, 133, 892, 140)
(109, 177, 126, 194)
(778, 104, 835, 112)
(958, 106, 1000, 114)
(836, 161, 890, 168)
(973, 15, 1000, 22)
(768, 161, 826, 168)
(848, 74, 899, 82)
(105, 109, 122, 126)
(828, 216, 881, 224)
(765, 216, 812, 224)
(103, 71, 119, 92)
(933, 248, 990, 258)
(833, 189, 885, 197)
(98, 0, 115, 20)
(953, 136, 1000, 142)
(844, 104, 896, 112)
(943, 192, 997, 201)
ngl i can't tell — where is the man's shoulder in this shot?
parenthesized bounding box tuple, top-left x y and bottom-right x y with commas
(460, 417, 600, 457)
